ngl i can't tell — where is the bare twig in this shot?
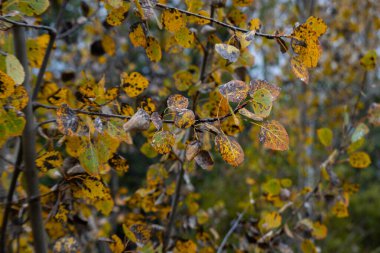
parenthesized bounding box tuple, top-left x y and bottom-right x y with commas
(217, 209, 247, 253)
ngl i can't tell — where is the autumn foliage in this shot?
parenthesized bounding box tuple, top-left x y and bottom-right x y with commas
(0, 0, 379, 253)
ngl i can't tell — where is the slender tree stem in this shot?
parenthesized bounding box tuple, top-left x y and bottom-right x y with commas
(13, 26, 48, 253)
(217, 210, 246, 253)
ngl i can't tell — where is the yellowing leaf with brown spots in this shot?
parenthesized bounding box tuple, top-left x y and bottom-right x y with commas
(214, 134, 244, 167)
(0, 70, 15, 99)
(3, 0, 50, 16)
(360, 50, 377, 71)
(162, 9, 186, 33)
(129, 23, 147, 48)
(215, 44, 240, 62)
(8, 86, 28, 110)
(218, 80, 249, 103)
(27, 34, 50, 68)
(106, 2, 130, 26)
(53, 236, 80, 253)
(259, 120, 289, 151)
(109, 234, 124, 253)
(233, 0, 254, 7)
(259, 211, 282, 232)
(108, 154, 129, 172)
(332, 201, 349, 218)
(174, 240, 197, 253)
(121, 72, 149, 97)
(145, 36, 162, 62)
(312, 222, 328, 240)
(250, 88, 273, 118)
(101, 35, 116, 56)
(290, 56, 309, 84)
(248, 18, 262, 31)
(174, 109, 195, 128)
(47, 88, 68, 106)
(138, 97, 157, 114)
(249, 80, 281, 101)
(36, 151, 63, 172)
(174, 27, 195, 48)
(151, 131, 175, 154)
(349, 152, 371, 169)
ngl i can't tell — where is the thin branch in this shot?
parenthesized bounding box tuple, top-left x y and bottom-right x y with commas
(217, 209, 246, 253)
(0, 16, 56, 34)
(0, 145, 22, 253)
(155, 3, 290, 40)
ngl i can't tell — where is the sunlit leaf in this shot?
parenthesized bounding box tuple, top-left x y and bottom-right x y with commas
(259, 120, 289, 151)
(215, 44, 240, 62)
(349, 151, 371, 169)
(214, 134, 244, 167)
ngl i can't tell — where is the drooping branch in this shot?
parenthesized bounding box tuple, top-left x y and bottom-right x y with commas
(155, 3, 290, 40)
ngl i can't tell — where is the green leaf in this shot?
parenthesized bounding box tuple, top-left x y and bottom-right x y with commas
(3, 0, 50, 16)
(5, 54, 25, 85)
(78, 141, 100, 176)
(317, 127, 333, 147)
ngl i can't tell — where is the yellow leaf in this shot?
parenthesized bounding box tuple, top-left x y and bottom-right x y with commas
(214, 134, 244, 167)
(145, 36, 162, 62)
(101, 35, 116, 56)
(233, 0, 254, 7)
(110, 234, 124, 253)
(27, 34, 50, 68)
(301, 239, 317, 253)
(36, 151, 63, 172)
(106, 2, 130, 26)
(53, 236, 80, 253)
(290, 56, 309, 84)
(0, 70, 15, 99)
(162, 9, 186, 33)
(349, 152, 371, 169)
(248, 18, 262, 31)
(174, 27, 195, 48)
(129, 23, 147, 48)
(121, 72, 149, 97)
(360, 50, 377, 71)
(332, 201, 349, 218)
(8, 86, 28, 110)
(317, 127, 333, 147)
(259, 211, 282, 232)
(174, 240, 197, 253)
(312, 222, 327, 240)
(259, 120, 289, 151)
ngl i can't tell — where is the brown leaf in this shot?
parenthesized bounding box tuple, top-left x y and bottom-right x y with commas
(259, 120, 289, 151)
(123, 108, 150, 132)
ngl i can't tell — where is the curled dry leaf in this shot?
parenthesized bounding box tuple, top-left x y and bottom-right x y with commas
(151, 130, 175, 154)
(174, 109, 195, 129)
(238, 108, 263, 121)
(123, 108, 150, 132)
(185, 140, 202, 161)
(194, 150, 214, 170)
(259, 120, 289, 151)
(215, 44, 240, 62)
(214, 134, 244, 167)
(167, 94, 189, 111)
(218, 80, 249, 103)
(56, 104, 79, 136)
(150, 111, 163, 130)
